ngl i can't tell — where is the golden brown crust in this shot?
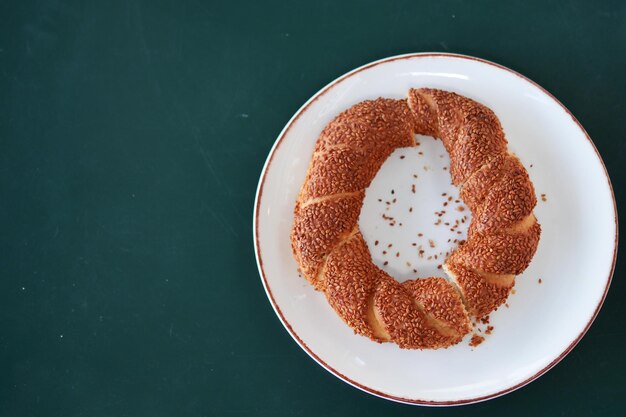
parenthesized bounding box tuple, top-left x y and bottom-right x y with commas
(291, 194, 363, 286)
(304, 147, 381, 199)
(407, 89, 438, 137)
(409, 89, 462, 149)
(374, 274, 456, 349)
(460, 153, 526, 212)
(468, 169, 537, 235)
(314, 99, 415, 155)
(448, 119, 507, 185)
(444, 262, 513, 319)
(450, 221, 541, 275)
(403, 278, 472, 338)
(291, 88, 541, 349)
(324, 233, 378, 338)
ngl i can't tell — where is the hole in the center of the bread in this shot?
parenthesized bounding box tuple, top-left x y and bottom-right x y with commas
(359, 135, 471, 282)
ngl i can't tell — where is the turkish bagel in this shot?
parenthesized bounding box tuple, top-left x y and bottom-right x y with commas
(291, 88, 541, 349)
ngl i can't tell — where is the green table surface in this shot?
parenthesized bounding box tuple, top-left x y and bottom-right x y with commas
(2, 0, 625, 415)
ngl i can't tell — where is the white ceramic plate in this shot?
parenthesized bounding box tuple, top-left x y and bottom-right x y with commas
(253, 53, 617, 406)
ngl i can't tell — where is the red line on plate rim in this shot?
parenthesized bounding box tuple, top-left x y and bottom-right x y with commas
(252, 52, 618, 406)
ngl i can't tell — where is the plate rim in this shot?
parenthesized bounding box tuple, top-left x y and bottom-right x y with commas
(252, 52, 618, 406)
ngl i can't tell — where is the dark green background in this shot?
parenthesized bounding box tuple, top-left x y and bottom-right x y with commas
(1, 0, 624, 415)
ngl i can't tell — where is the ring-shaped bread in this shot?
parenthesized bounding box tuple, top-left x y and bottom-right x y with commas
(291, 88, 541, 349)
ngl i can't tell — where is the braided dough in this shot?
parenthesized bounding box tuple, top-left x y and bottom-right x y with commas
(291, 88, 541, 349)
